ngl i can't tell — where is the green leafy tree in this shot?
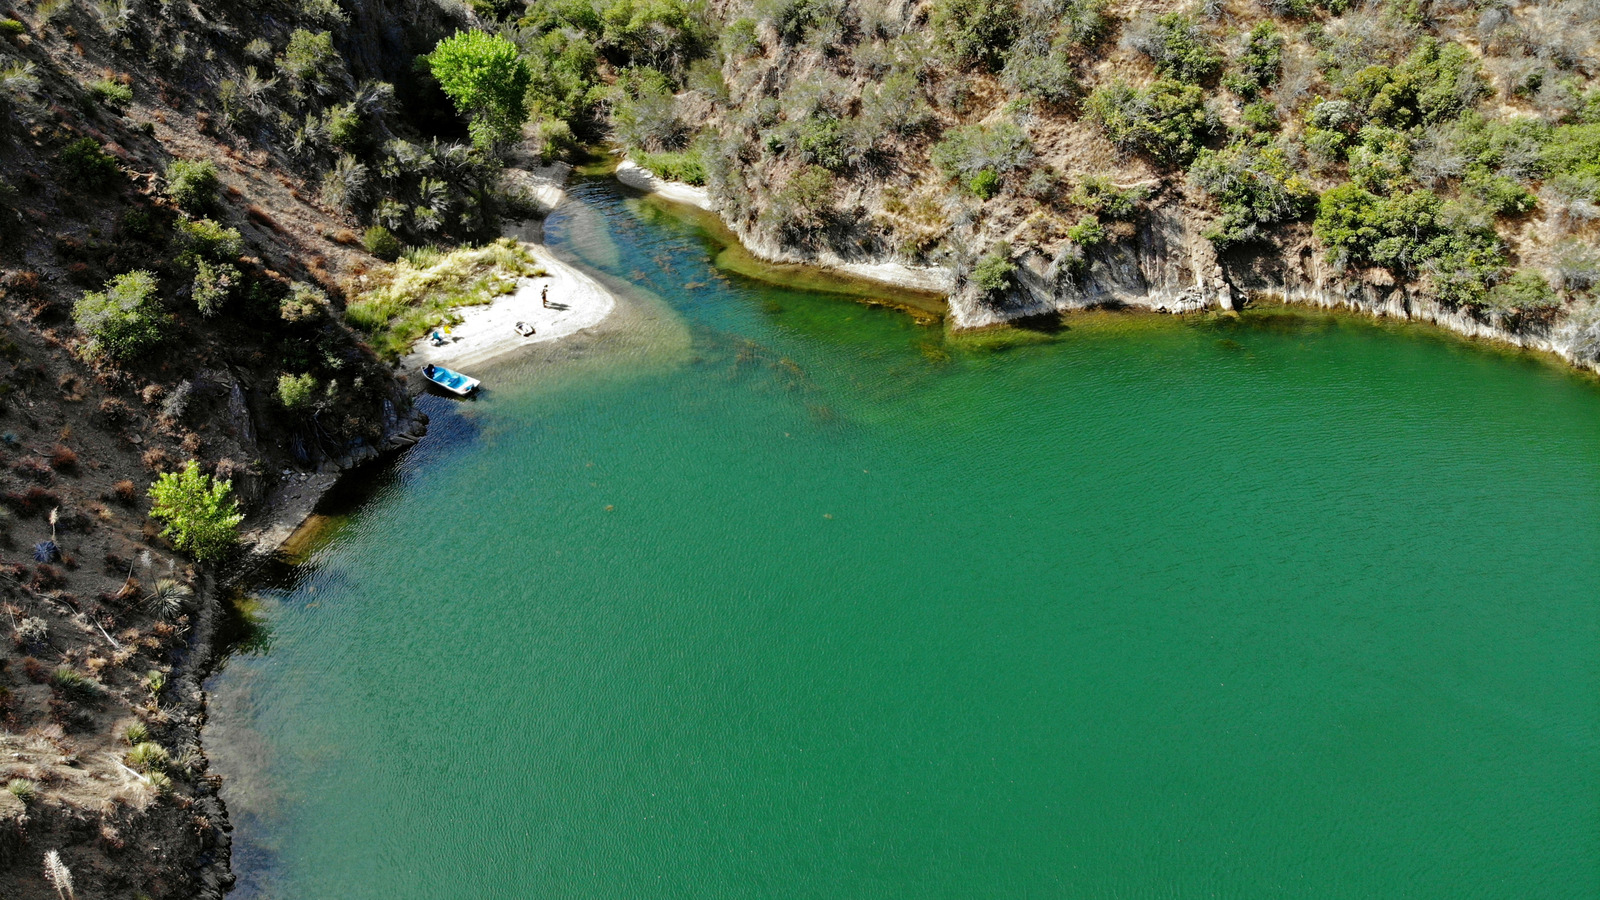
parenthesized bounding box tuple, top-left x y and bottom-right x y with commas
(428, 30, 533, 150)
(74, 271, 167, 360)
(148, 460, 244, 561)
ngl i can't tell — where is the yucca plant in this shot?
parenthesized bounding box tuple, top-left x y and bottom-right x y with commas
(126, 741, 169, 773)
(145, 578, 194, 620)
(6, 778, 35, 803)
(124, 721, 149, 745)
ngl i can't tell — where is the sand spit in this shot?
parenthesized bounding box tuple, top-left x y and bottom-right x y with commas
(402, 243, 617, 373)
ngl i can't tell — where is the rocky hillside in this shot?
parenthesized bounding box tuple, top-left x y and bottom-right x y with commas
(0, 0, 512, 894)
(499, 0, 1599, 364)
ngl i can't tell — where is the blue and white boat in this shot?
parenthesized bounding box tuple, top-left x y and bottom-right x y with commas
(421, 363, 480, 396)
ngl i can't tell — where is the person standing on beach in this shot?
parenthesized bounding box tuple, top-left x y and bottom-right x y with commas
(542, 284, 550, 308)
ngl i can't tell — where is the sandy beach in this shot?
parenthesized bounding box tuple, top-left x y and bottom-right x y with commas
(402, 242, 616, 372)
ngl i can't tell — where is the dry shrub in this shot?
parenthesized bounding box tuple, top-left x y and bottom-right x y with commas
(180, 433, 201, 455)
(21, 658, 46, 683)
(330, 229, 358, 246)
(246, 204, 286, 234)
(97, 396, 133, 425)
(49, 445, 77, 472)
(11, 458, 52, 484)
(2, 271, 41, 297)
(3, 486, 58, 517)
(140, 383, 165, 406)
(30, 565, 64, 592)
(111, 479, 137, 504)
(141, 448, 169, 472)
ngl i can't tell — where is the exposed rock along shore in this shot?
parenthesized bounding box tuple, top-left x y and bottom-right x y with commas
(619, 162, 1597, 375)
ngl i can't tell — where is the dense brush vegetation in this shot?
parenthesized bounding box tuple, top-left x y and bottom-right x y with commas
(435, 0, 1597, 351)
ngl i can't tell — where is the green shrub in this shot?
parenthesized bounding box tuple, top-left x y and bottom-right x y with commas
(1065, 214, 1105, 247)
(88, 78, 133, 107)
(280, 29, 338, 83)
(0, 18, 24, 35)
(607, 68, 684, 153)
(1001, 33, 1082, 106)
(1136, 13, 1222, 84)
(192, 260, 239, 317)
(1542, 124, 1600, 181)
(1223, 23, 1281, 98)
(58, 138, 120, 191)
(74, 271, 166, 361)
(861, 69, 934, 137)
(428, 29, 533, 150)
(597, 0, 712, 75)
(1087, 79, 1216, 168)
(931, 123, 1033, 188)
(165, 159, 220, 214)
(325, 103, 364, 149)
(176, 218, 244, 267)
(1340, 38, 1485, 129)
(362, 225, 401, 261)
(1463, 172, 1537, 216)
(148, 460, 244, 561)
(1485, 269, 1558, 313)
(1314, 184, 1505, 305)
(931, 0, 1018, 71)
(967, 168, 1001, 199)
(1241, 101, 1279, 132)
(795, 113, 848, 170)
(124, 722, 150, 747)
(1069, 176, 1147, 220)
(301, 0, 350, 25)
(535, 118, 578, 163)
(971, 245, 1017, 296)
(277, 373, 319, 410)
(523, 26, 600, 124)
(762, 164, 836, 237)
(721, 16, 760, 58)
(1188, 141, 1316, 248)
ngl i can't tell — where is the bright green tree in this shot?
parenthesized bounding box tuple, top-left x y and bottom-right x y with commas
(148, 460, 244, 561)
(427, 30, 533, 150)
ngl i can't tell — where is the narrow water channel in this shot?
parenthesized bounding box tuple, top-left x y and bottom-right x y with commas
(205, 178, 1600, 898)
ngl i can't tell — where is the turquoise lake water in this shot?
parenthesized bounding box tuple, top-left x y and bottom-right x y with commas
(206, 179, 1600, 898)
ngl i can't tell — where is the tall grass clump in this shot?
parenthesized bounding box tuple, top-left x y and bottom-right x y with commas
(345, 239, 545, 359)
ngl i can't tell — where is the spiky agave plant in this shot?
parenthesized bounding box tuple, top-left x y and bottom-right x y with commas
(145, 578, 194, 621)
(43, 850, 74, 900)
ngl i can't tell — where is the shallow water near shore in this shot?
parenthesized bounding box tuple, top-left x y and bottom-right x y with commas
(207, 178, 1600, 898)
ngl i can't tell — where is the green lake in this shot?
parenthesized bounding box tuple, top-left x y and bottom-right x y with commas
(206, 179, 1600, 898)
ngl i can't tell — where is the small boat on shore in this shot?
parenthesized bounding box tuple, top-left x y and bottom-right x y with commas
(421, 363, 480, 396)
